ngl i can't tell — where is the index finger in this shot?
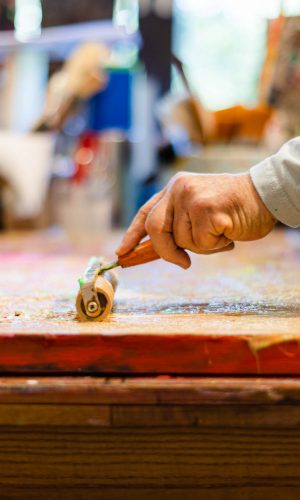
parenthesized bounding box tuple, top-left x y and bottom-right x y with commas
(145, 197, 191, 269)
(116, 190, 164, 256)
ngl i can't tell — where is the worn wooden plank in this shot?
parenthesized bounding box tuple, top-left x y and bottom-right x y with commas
(2, 486, 300, 500)
(1, 229, 300, 374)
(0, 404, 110, 426)
(2, 402, 300, 427)
(111, 404, 300, 428)
(2, 376, 300, 405)
(0, 426, 299, 490)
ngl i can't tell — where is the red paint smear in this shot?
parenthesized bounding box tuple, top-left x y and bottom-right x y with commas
(0, 334, 299, 374)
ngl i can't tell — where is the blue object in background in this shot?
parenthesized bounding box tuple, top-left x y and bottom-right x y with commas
(88, 69, 133, 132)
(135, 179, 159, 211)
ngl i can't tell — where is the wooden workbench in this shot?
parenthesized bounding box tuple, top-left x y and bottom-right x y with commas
(1, 228, 300, 498)
(1, 375, 300, 499)
(1, 228, 300, 374)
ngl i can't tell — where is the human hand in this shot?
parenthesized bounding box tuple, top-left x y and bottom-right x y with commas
(117, 172, 276, 269)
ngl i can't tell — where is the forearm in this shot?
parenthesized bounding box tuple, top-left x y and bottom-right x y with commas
(250, 137, 300, 228)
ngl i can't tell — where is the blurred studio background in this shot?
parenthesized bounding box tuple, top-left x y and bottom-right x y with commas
(0, 0, 299, 239)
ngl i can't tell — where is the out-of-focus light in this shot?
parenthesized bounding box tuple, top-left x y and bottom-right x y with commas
(175, 0, 283, 18)
(285, 0, 300, 15)
(153, 0, 173, 18)
(113, 0, 139, 34)
(52, 155, 76, 179)
(221, 0, 281, 19)
(139, 0, 152, 17)
(111, 39, 139, 67)
(74, 147, 94, 166)
(14, 0, 42, 42)
(175, 0, 222, 15)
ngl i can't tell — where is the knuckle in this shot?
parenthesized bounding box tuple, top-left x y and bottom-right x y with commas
(139, 204, 150, 217)
(173, 176, 198, 202)
(190, 198, 208, 213)
(145, 215, 159, 234)
(213, 214, 231, 233)
(173, 171, 187, 180)
(190, 195, 216, 214)
(172, 172, 189, 189)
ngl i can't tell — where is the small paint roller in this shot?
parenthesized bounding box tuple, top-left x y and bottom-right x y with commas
(76, 239, 159, 321)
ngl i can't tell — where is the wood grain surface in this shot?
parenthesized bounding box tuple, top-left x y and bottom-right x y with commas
(1, 426, 300, 499)
(1, 376, 300, 498)
(1, 228, 300, 374)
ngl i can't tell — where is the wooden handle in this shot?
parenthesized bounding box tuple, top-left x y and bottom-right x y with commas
(118, 239, 160, 268)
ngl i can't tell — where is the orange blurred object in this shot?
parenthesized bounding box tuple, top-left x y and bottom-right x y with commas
(212, 104, 273, 143)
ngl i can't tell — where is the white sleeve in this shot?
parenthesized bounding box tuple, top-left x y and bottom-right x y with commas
(250, 137, 300, 228)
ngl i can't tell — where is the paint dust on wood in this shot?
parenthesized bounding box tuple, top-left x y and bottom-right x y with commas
(0, 228, 300, 373)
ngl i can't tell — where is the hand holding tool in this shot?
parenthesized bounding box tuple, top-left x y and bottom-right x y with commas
(100, 239, 160, 273)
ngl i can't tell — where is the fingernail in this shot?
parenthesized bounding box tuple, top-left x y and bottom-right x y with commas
(178, 263, 189, 270)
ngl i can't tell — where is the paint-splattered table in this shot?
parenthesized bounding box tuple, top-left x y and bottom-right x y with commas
(2, 228, 300, 498)
(1, 227, 300, 374)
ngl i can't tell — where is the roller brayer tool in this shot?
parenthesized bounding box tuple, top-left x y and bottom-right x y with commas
(76, 239, 159, 321)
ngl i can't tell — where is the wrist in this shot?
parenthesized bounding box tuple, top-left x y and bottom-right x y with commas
(239, 173, 277, 223)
